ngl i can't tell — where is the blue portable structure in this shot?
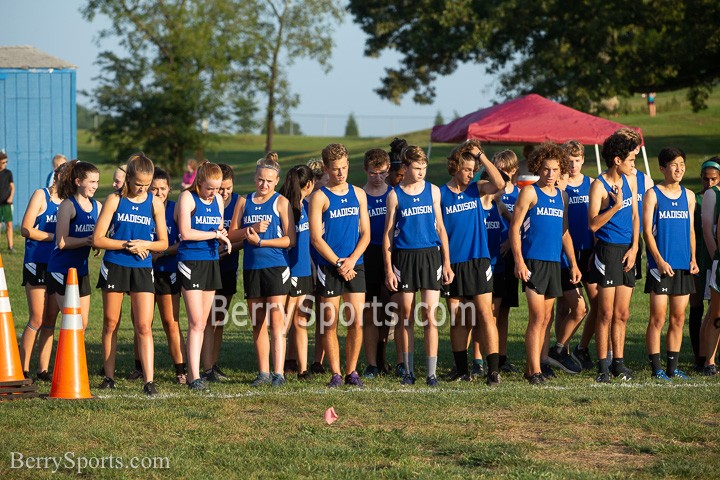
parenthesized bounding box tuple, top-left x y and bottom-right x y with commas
(0, 46, 77, 225)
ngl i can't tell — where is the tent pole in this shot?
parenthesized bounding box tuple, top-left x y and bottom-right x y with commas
(427, 141, 432, 159)
(595, 144, 602, 174)
(641, 145, 650, 177)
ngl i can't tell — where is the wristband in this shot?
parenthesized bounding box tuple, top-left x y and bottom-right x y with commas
(258, 239, 263, 247)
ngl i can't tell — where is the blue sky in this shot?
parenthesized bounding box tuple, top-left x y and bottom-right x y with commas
(3, 1, 499, 137)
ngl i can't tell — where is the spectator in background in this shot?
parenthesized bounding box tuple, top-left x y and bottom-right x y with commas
(647, 93, 656, 117)
(0, 150, 15, 252)
(181, 159, 198, 190)
(46, 154, 67, 188)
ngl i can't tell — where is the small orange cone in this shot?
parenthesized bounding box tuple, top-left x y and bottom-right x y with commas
(0, 254, 24, 382)
(49, 268, 92, 399)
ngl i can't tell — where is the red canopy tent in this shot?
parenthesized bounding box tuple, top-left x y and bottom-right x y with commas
(430, 94, 647, 174)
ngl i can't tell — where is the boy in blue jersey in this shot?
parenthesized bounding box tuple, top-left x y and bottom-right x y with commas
(643, 147, 697, 380)
(309, 144, 371, 387)
(510, 143, 580, 384)
(383, 145, 454, 386)
(587, 131, 641, 383)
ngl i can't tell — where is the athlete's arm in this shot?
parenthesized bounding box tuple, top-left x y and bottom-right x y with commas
(383, 189, 399, 292)
(228, 195, 247, 243)
(308, 189, 338, 265)
(21, 189, 53, 242)
(509, 186, 537, 282)
(588, 178, 620, 232)
(561, 191, 581, 284)
(623, 176, 639, 272)
(702, 188, 717, 259)
(432, 184, 454, 285)
(338, 186, 370, 278)
(687, 190, 699, 274)
(476, 152, 506, 195)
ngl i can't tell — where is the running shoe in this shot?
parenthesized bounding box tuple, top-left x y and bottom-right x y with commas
(500, 361, 519, 373)
(310, 362, 326, 374)
(400, 372, 416, 385)
(547, 348, 581, 374)
(202, 368, 221, 383)
(344, 371, 364, 387)
(703, 365, 718, 376)
(668, 369, 689, 380)
(187, 378, 207, 391)
(250, 373, 271, 387)
(284, 359, 298, 375)
(394, 363, 406, 377)
(426, 375, 439, 387)
(175, 373, 187, 385)
(297, 370, 314, 381)
(471, 360, 486, 378)
(595, 372, 612, 384)
(612, 364, 634, 381)
(143, 381, 158, 396)
(447, 370, 473, 382)
(271, 373, 286, 387)
(35, 370, 52, 382)
(525, 372, 544, 385)
(652, 370, 671, 382)
(327, 373, 343, 388)
(99, 376, 116, 389)
(23, 371, 31, 381)
(486, 371, 501, 387)
(540, 362, 556, 379)
(212, 364, 230, 381)
(572, 345, 595, 371)
(363, 365, 380, 379)
(126, 368, 144, 381)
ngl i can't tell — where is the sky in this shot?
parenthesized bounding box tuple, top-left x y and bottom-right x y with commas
(2, 1, 499, 137)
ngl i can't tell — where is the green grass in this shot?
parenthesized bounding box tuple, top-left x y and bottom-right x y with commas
(3, 89, 720, 478)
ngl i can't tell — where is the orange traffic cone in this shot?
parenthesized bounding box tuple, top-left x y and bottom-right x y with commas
(0, 253, 24, 382)
(49, 268, 92, 399)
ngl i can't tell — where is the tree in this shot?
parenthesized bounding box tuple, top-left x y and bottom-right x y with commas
(434, 110, 444, 126)
(348, 1, 720, 112)
(261, 117, 303, 136)
(252, 0, 344, 152)
(82, 0, 259, 170)
(77, 104, 100, 130)
(345, 113, 359, 137)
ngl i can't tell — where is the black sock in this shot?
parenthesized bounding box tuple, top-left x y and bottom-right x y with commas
(453, 350, 469, 375)
(174, 363, 186, 375)
(134, 359, 142, 371)
(376, 341, 386, 369)
(598, 358, 610, 374)
(499, 354, 507, 366)
(648, 353, 662, 372)
(486, 353, 500, 375)
(689, 306, 703, 358)
(611, 358, 624, 374)
(697, 356, 707, 370)
(666, 351, 680, 375)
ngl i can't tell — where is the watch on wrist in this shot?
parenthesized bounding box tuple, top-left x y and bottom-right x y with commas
(335, 259, 343, 268)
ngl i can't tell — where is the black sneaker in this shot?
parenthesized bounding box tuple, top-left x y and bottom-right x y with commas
(202, 368, 221, 383)
(572, 345, 595, 371)
(310, 362, 326, 374)
(363, 365, 380, 379)
(99, 376, 116, 389)
(548, 348, 581, 374)
(394, 363, 406, 377)
(447, 370, 473, 382)
(36, 370, 52, 382)
(212, 364, 229, 381)
(486, 371, 501, 386)
(595, 372, 612, 383)
(426, 375, 439, 387)
(500, 361, 519, 373)
(125, 368, 144, 381)
(188, 378, 207, 391)
(297, 370, 314, 381)
(540, 362, 556, 379)
(612, 364, 634, 381)
(143, 381, 158, 396)
(525, 372, 544, 385)
(471, 360, 486, 378)
(703, 364, 718, 376)
(284, 359, 298, 375)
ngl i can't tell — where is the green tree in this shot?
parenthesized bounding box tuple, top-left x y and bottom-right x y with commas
(252, 0, 344, 152)
(348, 1, 719, 111)
(261, 117, 303, 135)
(76, 104, 100, 130)
(345, 113, 359, 137)
(82, 0, 259, 170)
(434, 110, 444, 126)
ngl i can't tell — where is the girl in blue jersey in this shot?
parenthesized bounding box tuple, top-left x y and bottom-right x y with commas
(384, 145, 454, 387)
(361, 149, 392, 379)
(177, 162, 232, 390)
(441, 142, 505, 385)
(94, 153, 168, 395)
(644, 147, 697, 380)
(46, 160, 101, 331)
(149, 168, 187, 384)
(201, 164, 241, 383)
(234, 153, 295, 387)
(510, 143, 580, 385)
(587, 130, 641, 383)
(19, 164, 66, 380)
(279, 165, 315, 380)
(309, 143, 371, 388)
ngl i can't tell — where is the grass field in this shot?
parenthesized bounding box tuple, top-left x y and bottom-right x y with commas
(2, 91, 720, 478)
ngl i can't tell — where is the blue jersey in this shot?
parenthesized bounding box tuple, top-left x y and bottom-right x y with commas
(24, 188, 60, 264)
(154, 200, 178, 273)
(289, 202, 311, 277)
(103, 194, 155, 268)
(596, 174, 633, 245)
(220, 193, 240, 273)
(177, 193, 223, 262)
(522, 185, 564, 262)
(566, 175, 593, 251)
(318, 186, 363, 266)
(502, 185, 519, 213)
(394, 182, 440, 250)
(47, 196, 99, 276)
(242, 192, 289, 270)
(441, 182, 488, 263)
(637, 172, 646, 234)
(647, 186, 691, 270)
(367, 186, 390, 246)
(483, 200, 506, 272)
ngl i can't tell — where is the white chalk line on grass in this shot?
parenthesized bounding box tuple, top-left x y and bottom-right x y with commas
(91, 381, 720, 400)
